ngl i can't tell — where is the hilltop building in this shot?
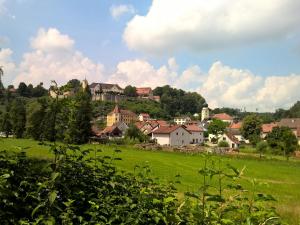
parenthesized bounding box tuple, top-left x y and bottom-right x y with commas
(174, 116, 192, 125)
(106, 105, 137, 127)
(89, 83, 125, 102)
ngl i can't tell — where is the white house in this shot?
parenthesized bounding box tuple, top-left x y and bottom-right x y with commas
(219, 132, 240, 149)
(185, 124, 204, 144)
(152, 125, 191, 146)
(174, 116, 191, 125)
(138, 113, 150, 122)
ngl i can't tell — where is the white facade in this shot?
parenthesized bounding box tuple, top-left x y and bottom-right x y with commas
(152, 127, 191, 146)
(219, 134, 239, 149)
(174, 117, 191, 125)
(201, 107, 209, 121)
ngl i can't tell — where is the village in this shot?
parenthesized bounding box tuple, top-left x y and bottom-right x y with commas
(76, 81, 300, 151)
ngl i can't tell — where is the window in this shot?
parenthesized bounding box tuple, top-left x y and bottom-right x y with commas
(223, 137, 226, 141)
(182, 133, 184, 136)
(176, 132, 178, 135)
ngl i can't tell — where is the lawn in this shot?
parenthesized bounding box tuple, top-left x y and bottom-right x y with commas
(1, 138, 300, 224)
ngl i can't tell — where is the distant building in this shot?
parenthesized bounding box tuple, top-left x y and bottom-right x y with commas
(201, 103, 210, 121)
(174, 116, 192, 125)
(212, 113, 233, 124)
(138, 113, 151, 122)
(185, 124, 204, 144)
(152, 125, 191, 146)
(261, 123, 277, 139)
(277, 118, 300, 144)
(135, 119, 168, 135)
(106, 105, 137, 127)
(89, 83, 125, 102)
(136, 87, 160, 102)
(220, 132, 240, 149)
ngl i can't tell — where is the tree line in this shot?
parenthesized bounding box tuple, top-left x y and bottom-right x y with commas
(0, 88, 92, 144)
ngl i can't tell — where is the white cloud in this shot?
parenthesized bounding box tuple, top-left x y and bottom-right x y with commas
(0, 0, 7, 15)
(198, 62, 300, 112)
(110, 4, 135, 20)
(0, 48, 18, 85)
(13, 28, 105, 87)
(124, 0, 300, 54)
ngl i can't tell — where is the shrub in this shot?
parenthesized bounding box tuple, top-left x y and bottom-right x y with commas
(218, 140, 229, 147)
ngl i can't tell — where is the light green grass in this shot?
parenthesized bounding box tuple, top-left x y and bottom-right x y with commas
(1, 138, 300, 224)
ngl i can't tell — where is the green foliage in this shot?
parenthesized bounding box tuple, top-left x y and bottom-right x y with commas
(218, 140, 229, 147)
(266, 126, 299, 159)
(241, 114, 262, 146)
(153, 85, 206, 117)
(124, 85, 138, 97)
(0, 145, 283, 224)
(0, 105, 12, 137)
(274, 101, 300, 119)
(208, 119, 227, 138)
(64, 91, 92, 144)
(10, 98, 26, 138)
(256, 141, 269, 158)
(17, 82, 47, 98)
(125, 124, 149, 142)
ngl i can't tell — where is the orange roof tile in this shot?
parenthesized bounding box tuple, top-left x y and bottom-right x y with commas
(262, 123, 277, 133)
(152, 125, 189, 134)
(185, 124, 203, 132)
(136, 87, 152, 95)
(229, 122, 242, 129)
(213, 113, 233, 121)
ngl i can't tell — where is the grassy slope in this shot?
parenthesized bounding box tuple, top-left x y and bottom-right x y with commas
(1, 138, 300, 224)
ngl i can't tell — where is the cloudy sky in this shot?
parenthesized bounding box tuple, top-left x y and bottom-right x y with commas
(0, 0, 300, 112)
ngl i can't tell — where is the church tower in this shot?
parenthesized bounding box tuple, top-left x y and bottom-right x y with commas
(201, 103, 209, 121)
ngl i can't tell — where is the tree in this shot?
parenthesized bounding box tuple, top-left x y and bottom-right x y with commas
(0, 106, 12, 138)
(10, 98, 26, 138)
(64, 91, 92, 144)
(0, 66, 4, 90)
(241, 114, 262, 146)
(17, 82, 30, 97)
(266, 126, 298, 160)
(218, 140, 229, 147)
(32, 82, 48, 97)
(25, 98, 47, 140)
(124, 85, 137, 97)
(256, 141, 269, 158)
(208, 119, 227, 141)
(125, 124, 147, 142)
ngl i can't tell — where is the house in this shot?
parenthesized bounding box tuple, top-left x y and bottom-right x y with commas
(100, 125, 123, 139)
(174, 116, 192, 125)
(185, 124, 204, 144)
(136, 87, 153, 98)
(152, 125, 191, 146)
(220, 132, 240, 149)
(227, 122, 248, 143)
(138, 113, 151, 122)
(107, 105, 137, 126)
(212, 113, 233, 124)
(135, 120, 168, 135)
(89, 83, 125, 101)
(114, 121, 129, 136)
(261, 123, 277, 139)
(277, 118, 300, 144)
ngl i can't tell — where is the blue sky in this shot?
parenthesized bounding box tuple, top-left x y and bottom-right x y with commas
(1, 0, 300, 111)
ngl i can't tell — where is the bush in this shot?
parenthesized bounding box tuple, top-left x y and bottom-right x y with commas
(218, 140, 229, 147)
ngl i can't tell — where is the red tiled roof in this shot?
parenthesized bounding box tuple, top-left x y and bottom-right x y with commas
(156, 120, 168, 127)
(135, 121, 144, 129)
(120, 109, 136, 117)
(152, 125, 189, 134)
(277, 118, 300, 129)
(262, 123, 277, 133)
(185, 124, 203, 132)
(101, 125, 121, 135)
(213, 113, 233, 121)
(229, 122, 242, 129)
(136, 87, 152, 95)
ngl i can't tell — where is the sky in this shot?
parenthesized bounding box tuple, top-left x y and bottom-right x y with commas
(0, 0, 300, 112)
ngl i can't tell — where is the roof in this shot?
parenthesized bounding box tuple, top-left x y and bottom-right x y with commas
(277, 118, 300, 129)
(108, 105, 136, 117)
(185, 124, 203, 132)
(101, 125, 121, 134)
(262, 123, 277, 133)
(89, 82, 123, 90)
(152, 125, 190, 134)
(225, 132, 240, 144)
(229, 122, 242, 129)
(112, 105, 120, 113)
(135, 121, 145, 129)
(139, 113, 150, 117)
(136, 87, 152, 95)
(213, 113, 233, 121)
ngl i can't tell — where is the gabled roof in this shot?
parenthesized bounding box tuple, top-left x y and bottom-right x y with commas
(185, 124, 203, 132)
(136, 87, 152, 95)
(229, 122, 242, 129)
(262, 123, 277, 133)
(213, 113, 233, 121)
(101, 125, 121, 134)
(225, 132, 240, 144)
(152, 125, 190, 134)
(277, 118, 300, 129)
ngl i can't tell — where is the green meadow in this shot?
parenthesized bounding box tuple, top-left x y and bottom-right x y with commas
(1, 138, 300, 224)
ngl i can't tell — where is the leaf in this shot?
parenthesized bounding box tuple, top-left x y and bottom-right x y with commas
(31, 203, 45, 218)
(49, 191, 58, 205)
(50, 172, 60, 182)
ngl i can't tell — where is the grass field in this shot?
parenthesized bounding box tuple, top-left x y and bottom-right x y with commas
(1, 138, 300, 224)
